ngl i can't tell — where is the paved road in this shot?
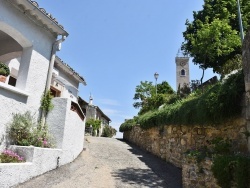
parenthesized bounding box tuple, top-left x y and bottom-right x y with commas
(15, 137, 182, 188)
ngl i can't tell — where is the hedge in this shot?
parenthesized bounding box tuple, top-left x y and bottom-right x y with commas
(119, 70, 245, 132)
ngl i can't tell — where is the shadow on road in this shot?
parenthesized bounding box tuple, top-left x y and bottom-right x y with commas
(113, 139, 182, 188)
(112, 167, 167, 187)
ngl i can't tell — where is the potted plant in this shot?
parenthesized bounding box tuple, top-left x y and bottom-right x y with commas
(0, 62, 10, 83)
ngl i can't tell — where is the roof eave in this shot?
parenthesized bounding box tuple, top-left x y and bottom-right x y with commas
(96, 106, 111, 122)
(55, 56, 87, 86)
(9, 0, 69, 37)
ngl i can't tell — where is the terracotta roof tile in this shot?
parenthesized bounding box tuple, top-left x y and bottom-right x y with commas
(55, 56, 86, 85)
(29, 1, 65, 31)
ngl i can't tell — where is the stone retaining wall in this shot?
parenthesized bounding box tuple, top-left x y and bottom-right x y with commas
(123, 118, 248, 187)
(123, 118, 248, 168)
(182, 157, 219, 188)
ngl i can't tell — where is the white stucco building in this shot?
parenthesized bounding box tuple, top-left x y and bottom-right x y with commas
(51, 56, 86, 103)
(0, 0, 68, 149)
(0, 1, 87, 187)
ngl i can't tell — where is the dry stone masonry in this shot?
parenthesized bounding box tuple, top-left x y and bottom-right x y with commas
(123, 118, 248, 187)
(124, 119, 248, 168)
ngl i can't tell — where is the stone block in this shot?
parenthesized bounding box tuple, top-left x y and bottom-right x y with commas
(169, 137, 176, 143)
(181, 126, 188, 134)
(197, 128, 204, 135)
(181, 139, 187, 146)
(167, 126, 172, 134)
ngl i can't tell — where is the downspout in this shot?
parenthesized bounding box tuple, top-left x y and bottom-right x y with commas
(41, 35, 66, 124)
(45, 35, 66, 92)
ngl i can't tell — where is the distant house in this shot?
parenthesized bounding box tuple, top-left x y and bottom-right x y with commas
(47, 56, 86, 151)
(78, 96, 111, 136)
(51, 56, 86, 102)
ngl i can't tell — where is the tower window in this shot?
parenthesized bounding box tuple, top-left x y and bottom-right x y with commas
(181, 69, 186, 76)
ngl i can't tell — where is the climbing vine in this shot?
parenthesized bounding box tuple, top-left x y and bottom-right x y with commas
(41, 91, 54, 116)
(86, 118, 101, 131)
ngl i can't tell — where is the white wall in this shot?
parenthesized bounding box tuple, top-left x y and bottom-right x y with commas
(0, 98, 86, 188)
(47, 98, 85, 164)
(0, 0, 56, 150)
(0, 146, 62, 188)
(54, 66, 80, 103)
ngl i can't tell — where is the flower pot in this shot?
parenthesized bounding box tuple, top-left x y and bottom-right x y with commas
(0, 75, 7, 83)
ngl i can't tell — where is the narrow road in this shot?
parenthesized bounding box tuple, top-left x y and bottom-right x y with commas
(15, 137, 182, 188)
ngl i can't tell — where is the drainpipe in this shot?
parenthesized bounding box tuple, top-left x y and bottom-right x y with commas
(41, 35, 66, 124)
(45, 35, 66, 92)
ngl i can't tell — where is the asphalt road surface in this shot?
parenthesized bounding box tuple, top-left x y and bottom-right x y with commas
(15, 136, 182, 188)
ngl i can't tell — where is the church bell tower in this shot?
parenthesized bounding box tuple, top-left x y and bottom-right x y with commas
(176, 50, 190, 91)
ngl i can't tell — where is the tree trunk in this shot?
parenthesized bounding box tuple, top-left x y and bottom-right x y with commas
(200, 68, 205, 93)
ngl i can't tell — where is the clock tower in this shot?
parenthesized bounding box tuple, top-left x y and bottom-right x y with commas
(176, 51, 190, 91)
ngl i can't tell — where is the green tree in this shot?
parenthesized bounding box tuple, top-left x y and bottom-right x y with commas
(133, 81, 154, 109)
(157, 81, 175, 95)
(138, 94, 167, 115)
(177, 83, 191, 98)
(101, 125, 117, 138)
(190, 80, 201, 91)
(182, 0, 250, 74)
(133, 81, 176, 114)
(86, 118, 101, 131)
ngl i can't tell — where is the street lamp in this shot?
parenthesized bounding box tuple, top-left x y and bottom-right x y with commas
(237, 0, 244, 43)
(154, 72, 159, 95)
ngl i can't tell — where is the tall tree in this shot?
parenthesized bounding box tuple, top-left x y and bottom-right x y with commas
(182, 0, 250, 74)
(133, 81, 175, 114)
(133, 81, 154, 109)
(157, 81, 175, 95)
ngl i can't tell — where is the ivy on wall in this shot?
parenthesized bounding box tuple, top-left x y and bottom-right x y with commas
(41, 91, 54, 116)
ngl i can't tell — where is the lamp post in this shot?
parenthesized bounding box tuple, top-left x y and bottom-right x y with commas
(237, 0, 244, 43)
(154, 72, 159, 95)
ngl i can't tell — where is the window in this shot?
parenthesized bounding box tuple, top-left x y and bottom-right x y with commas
(50, 87, 61, 97)
(181, 69, 185, 76)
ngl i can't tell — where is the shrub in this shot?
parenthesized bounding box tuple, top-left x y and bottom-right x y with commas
(210, 137, 232, 155)
(41, 91, 54, 116)
(119, 119, 136, 132)
(136, 70, 244, 129)
(212, 155, 250, 188)
(0, 149, 25, 163)
(8, 111, 34, 146)
(184, 137, 232, 164)
(31, 124, 54, 148)
(86, 118, 101, 131)
(0, 62, 10, 76)
(185, 146, 211, 164)
(184, 137, 249, 188)
(8, 111, 54, 148)
(102, 125, 117, 138)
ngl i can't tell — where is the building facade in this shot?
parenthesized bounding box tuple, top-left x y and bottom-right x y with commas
(0, 0, 68, 150)
(0, 1, 87, 186)
(175, 56, 190, 91)
(78, 96, 111, 136)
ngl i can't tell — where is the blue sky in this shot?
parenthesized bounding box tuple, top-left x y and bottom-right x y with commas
(37, 0, 217, 138)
